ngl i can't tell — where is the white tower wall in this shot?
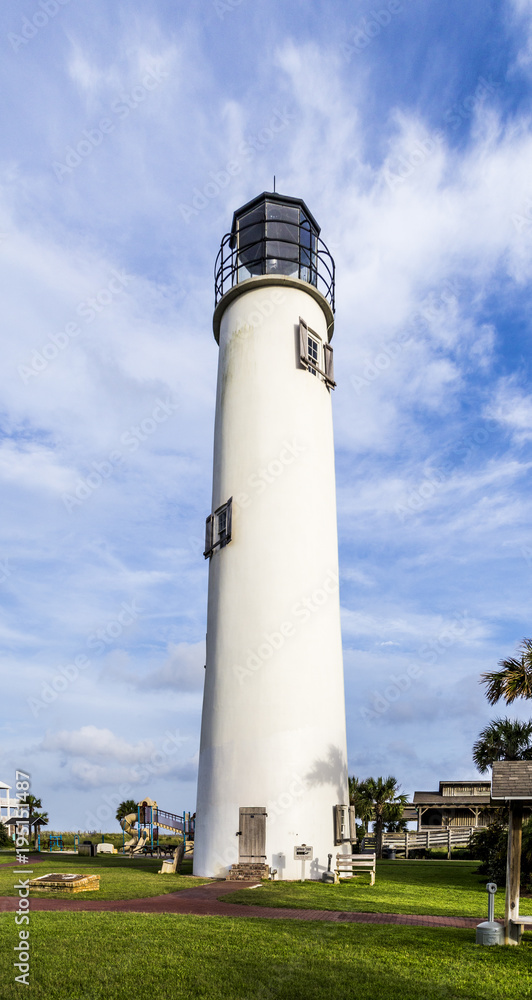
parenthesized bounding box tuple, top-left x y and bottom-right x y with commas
(194, 275, 349, 880)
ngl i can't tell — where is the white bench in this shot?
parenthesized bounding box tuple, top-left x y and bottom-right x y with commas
(335, 853, 376, 885)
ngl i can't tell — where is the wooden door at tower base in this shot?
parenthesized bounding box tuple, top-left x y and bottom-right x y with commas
(238, 807, 267, 862)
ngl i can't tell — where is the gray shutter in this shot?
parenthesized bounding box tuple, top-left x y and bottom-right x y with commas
(334, 805, 343, 845)
(204, 515, 214, 558)
(299, 318, 308, 367)
(219, 497, 232, 548)
(349, 805, 356, 842)
(324, 344, 336, 388)
(225, 496, 233, 544)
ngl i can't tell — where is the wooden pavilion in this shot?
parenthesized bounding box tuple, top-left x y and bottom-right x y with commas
(411, 780, 498, 832)
(491, 760, 532, 945)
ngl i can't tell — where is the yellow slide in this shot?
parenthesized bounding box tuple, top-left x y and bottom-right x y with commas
(120, 812, 149, 853)
(120, 812, 138, 850)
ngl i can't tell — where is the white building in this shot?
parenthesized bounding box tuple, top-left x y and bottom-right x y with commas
(0, 781, 20, 829)
(193, 192, 352, 881)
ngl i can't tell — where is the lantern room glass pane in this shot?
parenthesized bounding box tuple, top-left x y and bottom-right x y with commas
(233, 196, 320, 285)
(299, 219, 317, 286)
(236, 204, 266, 278)
(265, 202, 300, 276)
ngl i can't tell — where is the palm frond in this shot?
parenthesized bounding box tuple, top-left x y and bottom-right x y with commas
(480, 639, 532, 705)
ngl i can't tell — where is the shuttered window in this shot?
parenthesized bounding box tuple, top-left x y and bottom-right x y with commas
(204, 515, 214, 558)
(204, 497, 233, 558)
(324, 343, 336, 388)
(334, 804, 350, 844)
(349, 805, 356, 842)
(299, 318, 309, 367)
(299, 317, 336, 389)
(308, 334, 319, 375)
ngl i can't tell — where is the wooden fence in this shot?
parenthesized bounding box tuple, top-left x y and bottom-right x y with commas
(363, 828, 476, 857)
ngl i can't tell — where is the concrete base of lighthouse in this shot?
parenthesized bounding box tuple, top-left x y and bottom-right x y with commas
(194, 723, 351, 881)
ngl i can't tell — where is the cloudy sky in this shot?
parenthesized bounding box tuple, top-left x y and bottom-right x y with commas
(1, 0, 532, 831)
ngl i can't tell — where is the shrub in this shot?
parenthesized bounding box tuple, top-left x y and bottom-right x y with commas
(0, 822, 12, 847)
(471, 817, 532, 888)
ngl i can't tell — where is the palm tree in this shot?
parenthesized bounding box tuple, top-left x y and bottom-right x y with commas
(26, 795, 49, 849)
(473, 717, 532, 773)
(481, 638, 532, 705)
(352, 776, 407, 859)
(116, 800, 138, 826)
(383, 799, 408, 833)
(348, 776, 372, 839)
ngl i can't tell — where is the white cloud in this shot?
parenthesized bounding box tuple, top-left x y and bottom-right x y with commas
(487, 377, 532, 443)
(139, 641, 206, 692)
(0, 441, 73, 494)
(39, 726, 153, 763)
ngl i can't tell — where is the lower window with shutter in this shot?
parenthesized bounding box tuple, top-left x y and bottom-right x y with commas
(204, 497, 233, 558)
(334, 804, 350, 844)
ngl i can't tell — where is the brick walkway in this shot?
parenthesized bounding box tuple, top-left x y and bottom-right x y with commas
(0, 878, 483, 928)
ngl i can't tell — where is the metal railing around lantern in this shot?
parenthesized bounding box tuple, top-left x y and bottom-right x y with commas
(214, 216, 335, 312)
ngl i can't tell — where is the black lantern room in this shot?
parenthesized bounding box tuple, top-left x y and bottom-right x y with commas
(214, 192, 335, 311)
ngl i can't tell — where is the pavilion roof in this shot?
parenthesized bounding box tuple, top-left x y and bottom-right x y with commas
(491, 761, 532, 801)
(412, 791, 492, 806)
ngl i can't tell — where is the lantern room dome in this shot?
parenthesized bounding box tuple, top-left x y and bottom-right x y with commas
(214, 191, 335, 312)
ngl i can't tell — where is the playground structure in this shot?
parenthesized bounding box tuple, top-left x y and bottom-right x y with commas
(120, 799, 194, 855)
(37, 834, 65, 852)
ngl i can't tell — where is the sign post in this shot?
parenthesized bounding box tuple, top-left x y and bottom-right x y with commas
(294, 844, 313, 883)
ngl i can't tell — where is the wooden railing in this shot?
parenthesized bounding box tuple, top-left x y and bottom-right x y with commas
(363, 828, 476, 856)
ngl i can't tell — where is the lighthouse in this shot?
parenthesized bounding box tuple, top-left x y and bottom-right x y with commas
(193, 192, 352, 880)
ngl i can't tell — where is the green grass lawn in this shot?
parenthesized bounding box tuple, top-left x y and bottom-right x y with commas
(0, 851, 210, 900)
(224, 860, 532, 919)
(0, 912, 530, 1000)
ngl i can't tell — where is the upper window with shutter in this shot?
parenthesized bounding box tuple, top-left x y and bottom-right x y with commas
(299, 318, 336, 389)
(204, 497, 233, 558)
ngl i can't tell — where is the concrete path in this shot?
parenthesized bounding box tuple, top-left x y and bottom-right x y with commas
(0, 878, 483, 928)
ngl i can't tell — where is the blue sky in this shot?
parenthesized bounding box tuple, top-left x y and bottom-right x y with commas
(1, 0, 532, 831)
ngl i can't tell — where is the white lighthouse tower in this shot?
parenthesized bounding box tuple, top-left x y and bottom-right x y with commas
(194, 192, 351, 881)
